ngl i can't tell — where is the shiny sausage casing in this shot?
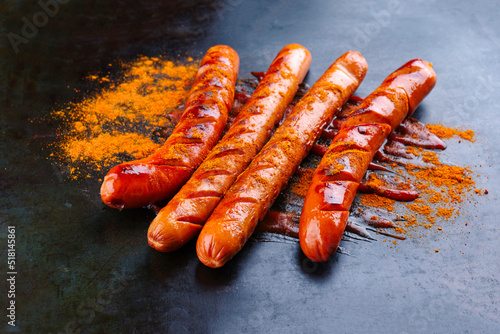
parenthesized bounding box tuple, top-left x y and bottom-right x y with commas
(100, 45, 239, 209)
(148, 44, 311, 252)
(196, 51, 368, 268)
(299, 59, 437, 262)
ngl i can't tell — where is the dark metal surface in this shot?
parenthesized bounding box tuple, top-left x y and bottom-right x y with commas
(1, 0, 499, 333)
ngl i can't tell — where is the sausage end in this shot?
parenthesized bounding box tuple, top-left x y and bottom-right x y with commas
(148, 215, 203, 252)
(196, 233, 232, 268)
(299, 209, 349, 262)
(100, 163, 191, 209)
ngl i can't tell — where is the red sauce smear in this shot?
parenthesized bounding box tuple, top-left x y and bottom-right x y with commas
(357, 182, 418, 202)
(390, 117, 446, 150)
(363, 215, 396, 229)
(257, 211, 299, 238)
(345, 221, 375, 240)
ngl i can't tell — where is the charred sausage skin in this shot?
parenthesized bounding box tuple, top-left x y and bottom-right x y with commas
(299, 59, 437, 262)
(100, 45, 239, 209)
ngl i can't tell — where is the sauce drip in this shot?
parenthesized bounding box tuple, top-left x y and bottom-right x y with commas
(256, 211, 299, 238)
(358, 172, 419, 202)
(390, 117, 447, 149)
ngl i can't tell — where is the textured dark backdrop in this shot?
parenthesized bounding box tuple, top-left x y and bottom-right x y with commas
(1, 1, 499, 333)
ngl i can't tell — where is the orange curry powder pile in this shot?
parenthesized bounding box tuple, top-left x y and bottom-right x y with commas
(49, 56, 199, 179)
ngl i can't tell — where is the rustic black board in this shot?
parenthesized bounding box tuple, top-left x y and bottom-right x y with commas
(1, 1, 499, 333)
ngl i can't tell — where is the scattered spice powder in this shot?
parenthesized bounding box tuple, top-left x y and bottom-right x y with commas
(435, 208, 455, 219)
(426, 124, 475, 142)
(359, 127, 479, 240)
(363, 173, 386, 188)
(289, 168, 315, 197)
(406, 198, 432, 216)
(360, 193, 395, 211)
(49, 56, 199, 178)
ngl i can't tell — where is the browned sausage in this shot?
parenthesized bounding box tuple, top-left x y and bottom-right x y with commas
(196, 51, 368, 268)
(147, 44, 312, 252)
(100, 45, 239, 209)
(299, 59, 437, 262)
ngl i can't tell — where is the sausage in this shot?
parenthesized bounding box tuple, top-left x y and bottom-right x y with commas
(196, 51, 368, 268)
(100, 45, 239, 209)
(299, 59, 437, 262)
(148, 44, 311, 252)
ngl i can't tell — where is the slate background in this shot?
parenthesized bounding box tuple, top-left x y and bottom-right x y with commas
(1, 0, 499, 333)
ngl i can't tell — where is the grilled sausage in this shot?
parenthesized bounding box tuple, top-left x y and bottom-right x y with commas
(299, 59, 437, 262)
(100, 45, 239, 209)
